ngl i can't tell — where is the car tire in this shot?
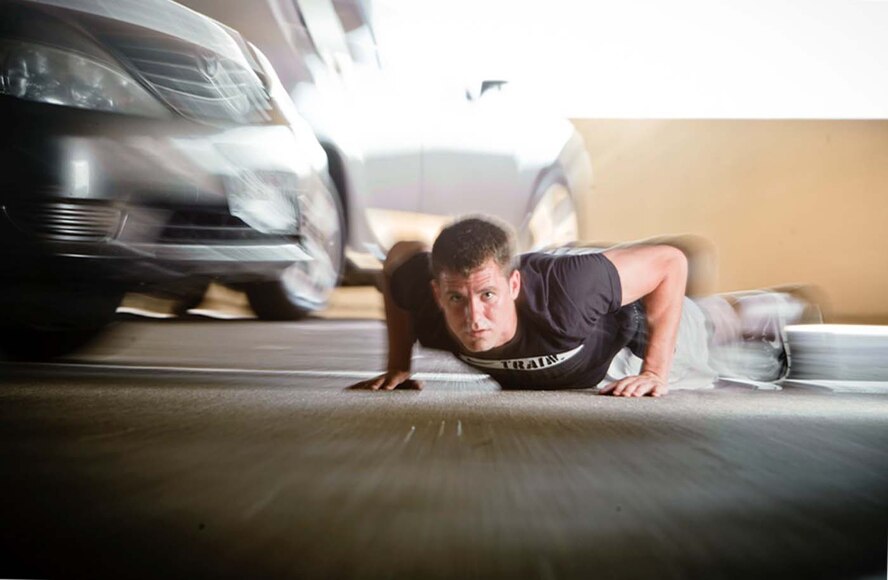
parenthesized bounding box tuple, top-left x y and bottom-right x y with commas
(245, 182, 345, 320)
(0, 288, 122, 360)
(0, 326, 108, 361)
(524, 167, 580, 251)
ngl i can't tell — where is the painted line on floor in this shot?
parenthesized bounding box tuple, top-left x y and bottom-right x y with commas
(3, 361, 490, 383)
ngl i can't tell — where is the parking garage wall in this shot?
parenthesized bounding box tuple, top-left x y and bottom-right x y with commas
(571, 119, 888, 324)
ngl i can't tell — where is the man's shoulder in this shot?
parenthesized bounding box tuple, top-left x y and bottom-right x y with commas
(388, 250, 432, 312)
(519, 248, 614, 279)
(518, 247, 622, 322)
(384, 243, 429, 277)
(390, 249, 431, 277)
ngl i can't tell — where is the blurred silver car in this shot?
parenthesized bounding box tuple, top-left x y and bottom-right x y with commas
(0, 0, 342, 356)
(181, 0, 593, 275)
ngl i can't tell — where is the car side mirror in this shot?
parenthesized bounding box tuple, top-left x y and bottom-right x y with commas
(480, 80, 508, 95)
(466, 79, 509, 101)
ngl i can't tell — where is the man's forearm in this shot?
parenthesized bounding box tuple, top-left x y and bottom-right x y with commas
(378, 241, 427, 373)
(600, 243, 687, 396)
(640, 249, 688, 380)
(382, 273, 416, 372)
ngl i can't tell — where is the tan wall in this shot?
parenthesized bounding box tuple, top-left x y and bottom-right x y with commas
(570, 119, 888, 323)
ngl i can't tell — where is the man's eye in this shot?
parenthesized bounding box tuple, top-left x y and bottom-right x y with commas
(449, 295, 463, 303)
(482, 291, 495, 300)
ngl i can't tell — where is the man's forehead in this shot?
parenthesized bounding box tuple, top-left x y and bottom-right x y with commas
(437, 259, 506, 289)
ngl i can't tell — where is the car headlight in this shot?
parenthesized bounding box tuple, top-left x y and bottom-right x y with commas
(0, 39, 170, 118)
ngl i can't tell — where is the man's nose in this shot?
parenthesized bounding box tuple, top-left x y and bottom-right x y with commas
(466, 297, 484, 328)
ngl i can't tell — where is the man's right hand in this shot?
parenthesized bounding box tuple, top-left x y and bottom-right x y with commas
(351, 241, 427, 393)
(348, 370, 424, 391)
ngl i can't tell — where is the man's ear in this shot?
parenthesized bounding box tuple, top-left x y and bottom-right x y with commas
(431, 279, 443, 309)
(509, 269, 521, 299)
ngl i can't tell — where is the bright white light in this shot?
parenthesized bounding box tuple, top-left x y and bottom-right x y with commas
(71, 159, 90, 194)
(371, 0, 888, 118)
(787, 324, 888, 336)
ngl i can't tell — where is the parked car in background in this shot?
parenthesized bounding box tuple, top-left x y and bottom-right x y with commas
(180, 0, 593, 275)
(0, 0, 342, 357)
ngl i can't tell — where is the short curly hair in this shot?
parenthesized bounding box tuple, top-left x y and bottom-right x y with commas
(431, 216, 518, 278)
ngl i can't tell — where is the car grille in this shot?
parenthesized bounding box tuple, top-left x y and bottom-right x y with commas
(101, 32, 272, 124)
(2, 201, 123, 242)
(1, 202, 285, 245)
(158, 207, 279, 243)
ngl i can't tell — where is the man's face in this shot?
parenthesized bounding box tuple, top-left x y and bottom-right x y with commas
(432, 258, 521, 353)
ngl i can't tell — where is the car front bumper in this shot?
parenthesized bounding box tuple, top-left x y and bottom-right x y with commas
(1, 96, 321, 287)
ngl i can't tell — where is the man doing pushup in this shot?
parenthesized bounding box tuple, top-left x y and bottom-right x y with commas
(352, 216, 809, 396)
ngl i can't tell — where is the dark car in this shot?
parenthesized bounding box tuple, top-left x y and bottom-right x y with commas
(0, 0, 344, 357)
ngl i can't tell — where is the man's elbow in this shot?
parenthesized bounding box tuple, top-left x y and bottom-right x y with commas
(661, 245, 688, 292)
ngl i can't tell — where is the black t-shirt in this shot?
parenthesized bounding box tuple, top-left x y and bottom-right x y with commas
(390, 251, 648, 389)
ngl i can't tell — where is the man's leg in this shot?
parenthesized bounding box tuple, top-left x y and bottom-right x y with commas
(604, 288, 823, 387)
(566, 235, 824, 383)
(604, 297, 719, 390)
(696, 286, 823, 382)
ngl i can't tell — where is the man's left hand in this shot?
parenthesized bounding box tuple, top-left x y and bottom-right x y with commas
(599, 370, 668, 397)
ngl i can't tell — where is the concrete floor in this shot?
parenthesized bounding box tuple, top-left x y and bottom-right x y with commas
(1, 316, 886, 579)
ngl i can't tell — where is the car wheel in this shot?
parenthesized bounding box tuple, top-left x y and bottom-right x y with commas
(245, 182, 345, 320)
(525, 167, 580, 251)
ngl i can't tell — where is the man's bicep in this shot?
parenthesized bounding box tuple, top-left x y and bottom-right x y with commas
(603, 245, 684, 306)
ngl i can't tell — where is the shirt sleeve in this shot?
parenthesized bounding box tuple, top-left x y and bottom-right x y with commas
(388, 251, 459, 352)
(521, 251, 622, 331)
(555, 252, 623, 319)
(389, 251, 434, 312)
